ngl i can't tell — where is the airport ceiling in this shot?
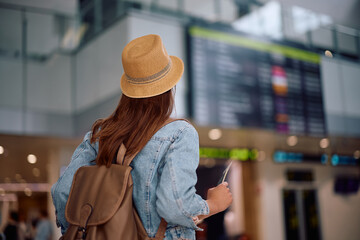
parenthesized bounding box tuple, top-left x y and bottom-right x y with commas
(0, 0, 359, 29)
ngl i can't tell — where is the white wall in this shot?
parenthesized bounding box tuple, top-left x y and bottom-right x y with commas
(321, 58, 344, 116)
(341, 61, 360, 118)
(127, 14, 187, 117)
(0, 57, 24, 133)
(321, 57, 360, 136)
(257, 159, 360, 240)
(0, 52, 72, 135)
(318, 167, 360, 240)
(0, 54, 72, 113)
(75, 19, 128, 112)
(27, 54, 72, 113)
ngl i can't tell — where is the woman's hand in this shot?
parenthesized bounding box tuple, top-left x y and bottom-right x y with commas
(205, 182, 233, 216)
(195, 182, 232, 223)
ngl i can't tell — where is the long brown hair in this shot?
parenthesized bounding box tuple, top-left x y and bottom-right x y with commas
(91, 89, 174, 166)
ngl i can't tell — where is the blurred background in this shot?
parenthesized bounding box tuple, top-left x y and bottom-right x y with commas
(0, 0, 359, 239)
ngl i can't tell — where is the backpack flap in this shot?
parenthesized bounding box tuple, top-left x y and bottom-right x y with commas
(65, 165, 132, 226)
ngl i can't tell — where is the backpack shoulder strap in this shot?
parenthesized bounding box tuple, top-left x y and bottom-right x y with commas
(116, 143, 127, 165)
(152, 218, 167, 240)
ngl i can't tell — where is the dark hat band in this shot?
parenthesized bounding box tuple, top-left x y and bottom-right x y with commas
(125, 59, 172, 85)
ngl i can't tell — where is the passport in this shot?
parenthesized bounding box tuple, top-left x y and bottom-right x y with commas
(217, 161, 233, 185)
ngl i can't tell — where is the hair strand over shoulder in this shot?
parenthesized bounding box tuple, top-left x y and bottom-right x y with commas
(90, 89, 174, 167)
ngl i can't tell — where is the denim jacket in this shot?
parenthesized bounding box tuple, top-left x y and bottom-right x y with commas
(51, 120, 209, 239)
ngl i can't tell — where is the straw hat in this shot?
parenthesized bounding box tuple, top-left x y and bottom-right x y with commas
(120, 34, 184, 98)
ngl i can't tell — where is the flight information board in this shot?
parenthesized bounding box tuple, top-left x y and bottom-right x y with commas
(187, 25, 326, 136)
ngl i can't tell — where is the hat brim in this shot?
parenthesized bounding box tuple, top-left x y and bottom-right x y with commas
(120, 56, 184, 98)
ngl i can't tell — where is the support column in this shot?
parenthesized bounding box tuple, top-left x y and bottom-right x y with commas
(47, 145, 75, 239)
(224, 161, 246, 237)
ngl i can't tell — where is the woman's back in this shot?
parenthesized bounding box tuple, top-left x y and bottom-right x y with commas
(51, 120, 209, 239)
(131, 120, 208, 239)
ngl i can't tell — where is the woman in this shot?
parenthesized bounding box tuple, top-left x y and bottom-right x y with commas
(51, 34, 232, 239)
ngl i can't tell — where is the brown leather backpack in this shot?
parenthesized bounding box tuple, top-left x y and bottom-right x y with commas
(61, 119, 185, 240)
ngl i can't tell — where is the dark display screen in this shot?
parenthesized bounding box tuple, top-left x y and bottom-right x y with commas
(282, 189, 300, 240)
(331, 154, 360, 166)
(302, 190, 322, 240)
(334, 177, 360, 194)
(187, 25, 326, 136)
(273, 151, 327, 164)
(286, 169, 314, 182)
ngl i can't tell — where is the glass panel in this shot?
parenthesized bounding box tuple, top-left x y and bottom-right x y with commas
(157, 0, 179, 11)
(311, 27, 333, 50)
(0, 8, 22, 57)
(0, 58, 23, 109)
(302, 190, 322, 240)
(26, 12, 60, 57)
(102, 0, 118, 27)
(184, 0, 216, 21)
(283, 189, 300, 240)
(337, 32, 357, 55)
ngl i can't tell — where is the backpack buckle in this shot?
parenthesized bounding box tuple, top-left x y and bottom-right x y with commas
(77, 203, 93, 239)
(77, 226, 87, 239)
